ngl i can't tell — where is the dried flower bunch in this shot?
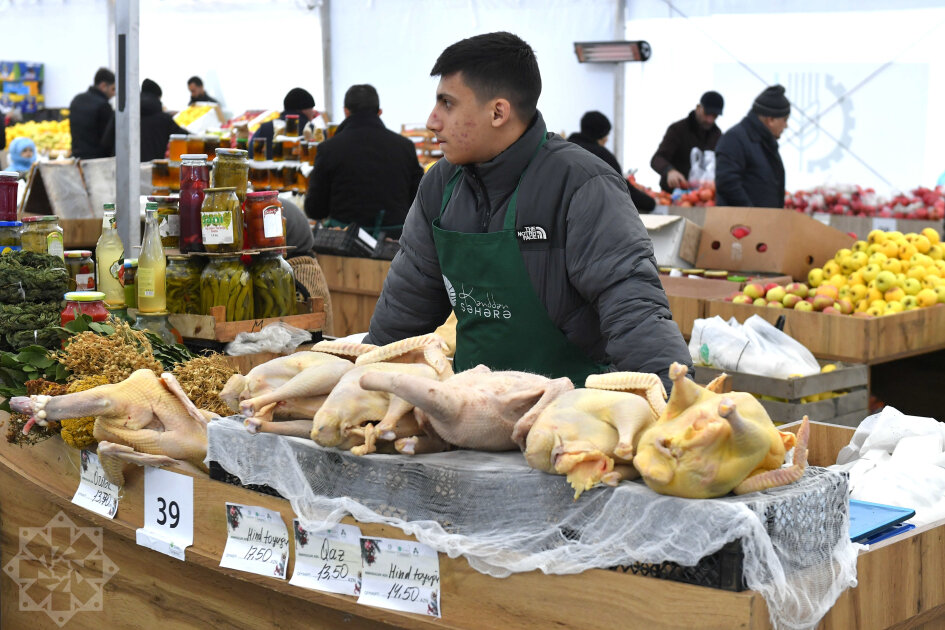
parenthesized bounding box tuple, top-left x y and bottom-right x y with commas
(56, 319, 162, 382)
(172, 355, 237, 416)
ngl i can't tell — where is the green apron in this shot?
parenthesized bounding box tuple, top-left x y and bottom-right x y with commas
(432, 135, 606, 384)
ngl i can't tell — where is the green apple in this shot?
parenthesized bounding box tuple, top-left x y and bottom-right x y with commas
(765, 286, 787, 302)
(753, 297, 767, 307)
(794, 300, 814, 312)
(874, 270, 898, 293)
(901, 295, 919, 310)
(861, 263, 881, 283)
(903, 277, 922, 296)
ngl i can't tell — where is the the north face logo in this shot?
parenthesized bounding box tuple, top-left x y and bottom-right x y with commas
(517, 225, 547, 241)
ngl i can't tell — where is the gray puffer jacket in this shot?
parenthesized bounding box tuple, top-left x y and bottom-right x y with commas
(365, 112, 691, 389)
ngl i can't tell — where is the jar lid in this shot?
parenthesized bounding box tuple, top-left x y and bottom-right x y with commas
(181, 153, 208, 160)
(0, 171, 18, 179)
(64, 250, 84, 258)
(22, 216, 59, 223)
(246, 190, 279, 199)
(103, 203, 116, 210)
(167, 255, 191, 260)
(285, 114, 299, 119)
(170, 134, 188, 139)
(216, 148, 249, 158)
(81, 250, 93, 256)
(204, 186, 237, 192)
(0, 221, 22, 227)
(64, 291, 106, 301)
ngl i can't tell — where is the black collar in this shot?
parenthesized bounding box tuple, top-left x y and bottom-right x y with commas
(462, 112, 546, 198)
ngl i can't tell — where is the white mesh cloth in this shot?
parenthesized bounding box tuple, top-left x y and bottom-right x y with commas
(207, 417, 858, 629)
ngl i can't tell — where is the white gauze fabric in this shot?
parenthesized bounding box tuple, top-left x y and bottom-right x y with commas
(207, 417, 857, 630)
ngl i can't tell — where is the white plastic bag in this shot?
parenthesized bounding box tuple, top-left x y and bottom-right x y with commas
(225, 322, 312, 355)
(688, 147, 716, 187)
(689, 314, 820, 378)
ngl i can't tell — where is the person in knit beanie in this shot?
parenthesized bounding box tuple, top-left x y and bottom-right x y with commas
(713, 84, 790, 208)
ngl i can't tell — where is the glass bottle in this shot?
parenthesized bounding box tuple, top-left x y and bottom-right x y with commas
(95, 206, 125, 307)
(137, 203, 167, 313)
(179, 153, 209, 253)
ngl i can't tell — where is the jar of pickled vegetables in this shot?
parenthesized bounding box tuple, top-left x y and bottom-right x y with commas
(61, 291, 108, 326)
(165, 255, 204, 314)
(212, 148, 249, 204)
(200, 255, 252, 321)
(200, 187, 244, 252)
(0, 172, 18, 222)
(251, 252, 296, 318)
(147, 195, 181, 248)
(179, 153, 209, 253)
(21, 216, 64, 258)
(0, 220, 22, 254)
(243, 190, 285, 248)
(64, 250, 95, 291)
(134, 312, 181, 345)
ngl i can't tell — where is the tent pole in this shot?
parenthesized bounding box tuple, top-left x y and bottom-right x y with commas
(613, 0, 626, 165)
(115, 0, 141, 253)
(321, 0, 333, 122)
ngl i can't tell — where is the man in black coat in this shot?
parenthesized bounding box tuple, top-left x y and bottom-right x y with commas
(69, 67, 116, 159)
(714, 85, 790, 209)
(567, 111, 655, 213)
(651, 91, 724, 191)
(304, 84, 422, 237)
(102, 79, 189, 162)
(187, 76, 218, 105)
(251, 87, 320, 160)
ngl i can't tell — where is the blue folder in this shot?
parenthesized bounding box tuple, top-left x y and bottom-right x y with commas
(849, 499, 915, 543)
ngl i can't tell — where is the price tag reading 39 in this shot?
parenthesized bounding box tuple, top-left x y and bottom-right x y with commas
(219, 503, 290, 580)
(289, 521, 363, 596)
(71, 449, 120, 519)
(135, 467, 194, 561)
(357, 537, 441, 618)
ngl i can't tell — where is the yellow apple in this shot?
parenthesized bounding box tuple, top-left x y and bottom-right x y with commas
(929, 244, 945, 261)
(822, 260, 841, 278)
(934, 286, 945, 304)
(902, 277, 922, 295)
(868, 252, 888, 265)
(881, 258, 902, 274)
(866, 304, 885, 317)
(922, 227, 940, 246)
(867, 229, 888, 245)
(852, 240, 869, 252)
(917, 288, 938, 308)
(833, 248, 852, 264)
(900, 243, 918, 260)
(794, 300, 814, 312)
(884, 287, 906, 302)
(915, 234, 932, 254)
(901, 295, 919, 310)
(808, 268, 825, 288)
(874, 270, 899, 293)
(861, 263, 881, 283)
(849, 251, 868, 270)
(849, 284, 868, 302)
(884, 301, 904, 315)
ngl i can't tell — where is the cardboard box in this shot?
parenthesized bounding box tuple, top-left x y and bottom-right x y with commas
(641, 214, 701, 268)
(694, 206, 855, 280)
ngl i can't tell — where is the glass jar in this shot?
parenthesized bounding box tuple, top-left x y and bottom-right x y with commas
(123, 258, 138, 309)
(179, 153, 209, 253)
(64, 250, 95, 291)
(0, 171, 18, 222)
(244, 191, 285, 248)
(272, 139, 284, 162)
(306, 142, 317, 166)
(148, 195, 180, 249)
(134, 312, 181, 345)
(0, 220, 22, 254)
(203, 135, 220, 161)
(212, 148, 249, 205)
(283, 137, 300, 161)
(294, 165, 308, 193)
(249, 164, 271, 191)
(151, 159, 171, 191)
(200, 255, 252, 321)
(61, 291, 108, 326)
(21, 216, 64, 258)
(252, 137, 267, 162)
(166, 255, 204, 314)
(269, 166, 284, 191)
(168, 134, 188, 162)
(200, 187, 243, 252)
(186, 134, 204, 155)
(251, 252, 296, 318)
(284, 114, 300, 138)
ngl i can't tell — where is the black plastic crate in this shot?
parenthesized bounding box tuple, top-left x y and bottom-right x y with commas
(610, 540, 745, 591)
(208, 461, 284, 499)
(312, 223, 374, 258)
(372, 236, 401, 260)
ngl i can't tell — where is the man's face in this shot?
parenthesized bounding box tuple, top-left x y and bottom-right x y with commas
(188, 83, 202, 99)
(104, 83, 116, 99)
(427, 72, 496, 165)
(761, 115, 789, 140)
(695, 104, 718, 130)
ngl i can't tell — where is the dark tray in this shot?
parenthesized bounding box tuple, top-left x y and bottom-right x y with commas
(312, 223, 374, 258)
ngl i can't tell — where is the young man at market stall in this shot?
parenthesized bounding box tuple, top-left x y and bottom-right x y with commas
(364, 32, 690, 391)
(186, 76, 218, 105)
(650, 91, 724, 192)
(714, 85, 789, 208)
(304, 84, 423, 238)
(567, 110, 655, 213)
(250, 87, 323, 160)
(68, 67, 116, 159)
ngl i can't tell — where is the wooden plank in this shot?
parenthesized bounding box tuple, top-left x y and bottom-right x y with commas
(667, 294, 703, 338)
(693, 364, 868, 400)
(168, 298, 325, 342)
(316, 254, 391, 337)
(779, 420, 855, 467)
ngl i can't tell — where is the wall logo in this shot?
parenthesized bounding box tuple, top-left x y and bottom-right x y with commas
(3, 511, 118, 627)
(782, 73, 855, 172)
(517, 225, 547, 241)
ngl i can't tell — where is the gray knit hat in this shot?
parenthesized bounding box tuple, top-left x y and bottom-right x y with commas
(752, 85, 790, 118)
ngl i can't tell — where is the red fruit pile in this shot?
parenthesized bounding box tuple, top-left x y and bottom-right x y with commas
(785, 185, 945, 221)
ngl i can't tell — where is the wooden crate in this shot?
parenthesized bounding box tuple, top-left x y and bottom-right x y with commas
(169, 298, 325, 342)
(667, 294, 703, 339)
(693, 363, 869, 427)
(315, 254, 390, 338)
(703, 300, 945, 365)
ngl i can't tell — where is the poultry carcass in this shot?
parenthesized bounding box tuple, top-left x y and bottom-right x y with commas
(633, 363, 810, 499)
(359, 364, 574, 453)
(518, 372, 664, 499)
(10, 370, 215, 485)
(312, 335, 454, 455)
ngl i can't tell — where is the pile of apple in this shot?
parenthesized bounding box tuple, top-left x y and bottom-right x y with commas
(726, 228, 945, 316)
(784, 184, 945, 221)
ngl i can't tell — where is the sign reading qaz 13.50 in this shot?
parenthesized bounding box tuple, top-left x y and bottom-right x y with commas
(219, 503, 290, 579)
(289, 521, 363, 596)
(71, 450, 120, 519)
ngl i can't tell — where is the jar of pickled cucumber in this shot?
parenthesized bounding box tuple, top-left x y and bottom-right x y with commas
(165, 255, 204, 314)
(211, 148, 249, 204)
(250, 252, 296, 318)
(21, 216, 64, 258)
(148, 195, 180, 248)
(200, 187, 243, 253)
(200, 255, 252, 321)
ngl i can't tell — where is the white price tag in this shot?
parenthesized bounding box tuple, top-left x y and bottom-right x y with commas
(219, 503, 290, 579)
(813, 212, 832, 226)
(71, 450, 120, 519)
(871, 217, 897, 231)
(357, 537, 441, 618)
(135, 467, 194, 561)
(289, 521, 363, 595)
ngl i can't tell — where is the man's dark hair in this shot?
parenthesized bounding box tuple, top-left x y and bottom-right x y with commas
(94, 67, 115, 86)
(343, 84, 380, 115)
(430, 32, 541, 121)
(188, 76, 204, 88)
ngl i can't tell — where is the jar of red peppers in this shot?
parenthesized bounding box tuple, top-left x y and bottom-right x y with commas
(60, 291, 108, 326)
(179, 153, 209, 253)
(243, 190, 285, 248)
(64, 250, 95, 291)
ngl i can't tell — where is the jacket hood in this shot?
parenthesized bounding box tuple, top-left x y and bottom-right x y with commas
(140, 93, 163, 116)
(743, 113, 778, 146)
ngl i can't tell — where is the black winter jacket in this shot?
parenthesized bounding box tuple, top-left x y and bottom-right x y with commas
(567, 132, 655, 213)
(102, 93, 188, 162)
(650, 110, 721, 192)
(69, 87, 114, 159)
(304, 113, 422, 235)
(365, 113, 691, 390)
(714, 114, 785, 208)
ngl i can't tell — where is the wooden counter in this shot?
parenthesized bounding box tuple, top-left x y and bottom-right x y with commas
(1, 422, 942, 629)
(316, 254, 390, 338)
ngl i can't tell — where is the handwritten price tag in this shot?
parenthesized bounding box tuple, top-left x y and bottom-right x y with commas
(135, 467, 194, 561)
(357, 536, 440, 618)
(289, 521, 363, 595)
(71, 450, 120, 519)
(219, 503, 290, 579)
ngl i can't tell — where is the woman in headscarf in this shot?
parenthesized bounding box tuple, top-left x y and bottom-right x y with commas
(8, 137, 37, 177)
